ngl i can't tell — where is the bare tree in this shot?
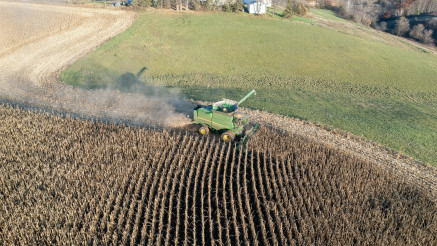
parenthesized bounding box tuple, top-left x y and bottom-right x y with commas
(409, 24, 425, 40)
(394, 16, 410, 36)
(427, 19, 437, 29)
(377, 21, 387, 31)
(422, 29, 434, 44)
(408, 24, 434, 44)
(408, 0, 437, 15)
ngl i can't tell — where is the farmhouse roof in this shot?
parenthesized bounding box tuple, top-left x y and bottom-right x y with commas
(243, 0, 263, 4)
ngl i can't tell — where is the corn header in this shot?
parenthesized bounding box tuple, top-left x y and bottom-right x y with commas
(192, 89, 259, 144)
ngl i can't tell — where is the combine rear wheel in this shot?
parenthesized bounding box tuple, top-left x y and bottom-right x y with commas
(221, 131, 235, 142)
(199, 125, 210, 135)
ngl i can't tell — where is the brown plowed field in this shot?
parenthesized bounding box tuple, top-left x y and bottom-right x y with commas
(0, 2, 436, 245)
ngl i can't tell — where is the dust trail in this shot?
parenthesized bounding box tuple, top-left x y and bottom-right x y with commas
(0, 72, 193, 128)
(0, 1, 193, 128)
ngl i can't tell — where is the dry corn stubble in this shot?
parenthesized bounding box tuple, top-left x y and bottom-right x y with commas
(1, 104, 436, 245)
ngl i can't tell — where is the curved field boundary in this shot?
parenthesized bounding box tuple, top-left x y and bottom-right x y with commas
(241, 107, 437, 202)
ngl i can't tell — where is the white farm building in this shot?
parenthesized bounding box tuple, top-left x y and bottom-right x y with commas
(244, 0, 271, 14)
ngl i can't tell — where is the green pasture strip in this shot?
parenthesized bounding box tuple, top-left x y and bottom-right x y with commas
(309, 8, 349, 22)
(62, 10, 437, 165)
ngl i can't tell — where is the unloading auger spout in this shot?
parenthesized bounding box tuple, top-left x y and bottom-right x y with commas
(237, 89, 256, 106)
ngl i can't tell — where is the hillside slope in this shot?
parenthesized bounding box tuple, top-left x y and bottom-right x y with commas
(62, 9, 437, 165)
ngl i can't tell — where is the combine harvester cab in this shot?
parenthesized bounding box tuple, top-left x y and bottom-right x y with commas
(192, 89, 259, 146)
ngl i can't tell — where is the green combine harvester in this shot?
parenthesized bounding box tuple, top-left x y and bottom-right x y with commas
(193, 89, 259, 144)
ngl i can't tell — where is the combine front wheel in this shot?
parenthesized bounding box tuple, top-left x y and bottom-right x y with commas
(199, 125, 210, 135)
(221, 131, 235, 142)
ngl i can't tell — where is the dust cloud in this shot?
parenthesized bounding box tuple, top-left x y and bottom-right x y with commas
(0, 71, 194, 128)
(0, 2, 193, 128)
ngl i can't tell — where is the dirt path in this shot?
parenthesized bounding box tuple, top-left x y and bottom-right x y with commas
(0, 2, 133, 80)
(0, 2, 134, 93)
(0, 2, 191, 127)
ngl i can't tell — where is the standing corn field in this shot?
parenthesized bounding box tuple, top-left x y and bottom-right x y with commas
(1, 104, 436, 245)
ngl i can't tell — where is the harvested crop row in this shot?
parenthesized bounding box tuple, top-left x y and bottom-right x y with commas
(0, 104, 436, 245)
(239, 106, 437, 201)
(0, 2, 85, 55)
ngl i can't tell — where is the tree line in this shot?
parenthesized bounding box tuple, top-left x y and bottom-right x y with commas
(317, 0, 436, 45)
(85, 0, 435, 44)
(93, 0, 309, 16)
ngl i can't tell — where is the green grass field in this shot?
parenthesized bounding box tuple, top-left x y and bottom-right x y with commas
(61, 9, 437, 165)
